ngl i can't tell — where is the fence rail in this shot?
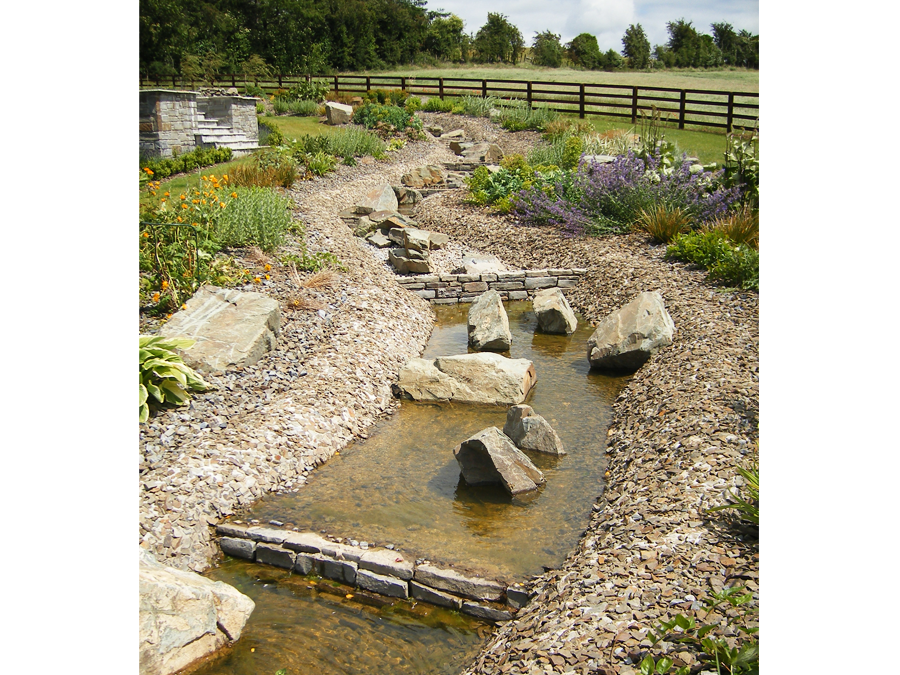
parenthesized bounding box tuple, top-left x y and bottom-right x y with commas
(140, 73, 759, 133)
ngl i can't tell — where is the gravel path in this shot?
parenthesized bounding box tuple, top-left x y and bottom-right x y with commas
(140, 114, 759, 673)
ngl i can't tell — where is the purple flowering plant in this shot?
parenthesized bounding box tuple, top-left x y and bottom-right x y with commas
(511, 150, 743, 237)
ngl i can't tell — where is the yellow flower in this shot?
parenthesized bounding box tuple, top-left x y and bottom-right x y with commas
(149, 191, 156, 196)
(141, 232, 150, 238)
(220, 202, 226, 208)
(253, 276, 261, 283)
(181, 203, 189, 209)
(161, 280, 169, 290)
(265, 274, 270, 280)
(264, 264, 271, 272)
(180, 194, 186, 200)
(231, 192, 238, 198)
(192, 222, 199, 227)
(192, 199, 199, 204)
(181, 303, 187, 310)
(176, 216, 183, 222)
(152, 292, 160, 302)
(201, 199, 206, 205)
(163, 191, 170, 197)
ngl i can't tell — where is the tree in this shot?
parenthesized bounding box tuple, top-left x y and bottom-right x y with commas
(472, 13, 524, 64)
(602, 49, 624, 70)
(531, 30, 563, 67)
(621, 23, 650, 69)
(566, 32, 602, 70)
(425, 13, 468, 62)
(665, 18, 722, 68)
(711, 22, 738, 64)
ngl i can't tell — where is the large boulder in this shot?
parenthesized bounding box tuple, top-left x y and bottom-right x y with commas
(453, 427, 545, 495)
(139, 548, 255, 675)
(325, 101, 353, 125)
(159, 285, 280, 372)
(394, 352, 536, 405)
(462, 142, 504, 163)
(532, 288, 578, 334)
(467, 290, 512, 351)
(402, 228, 433, 252)
(355, 184, 399, 214)
(503, 404, 566, 455)
(587, 291, 675, 371)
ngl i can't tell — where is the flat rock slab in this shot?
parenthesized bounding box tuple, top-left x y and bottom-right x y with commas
(160, 285, 280, 372)
(139, 548, 254, 675)
(454, 426, 545, 495)
(358, 548, 414, 580)
(503, 404, 566, 455)
(401, 165, 446, 188)
(456, 253, 507, 275)
(357, 569, 409, 598)
(468, 290, 512, 351)
(389, 247, 432, 274)
(356, 184, 398, 214)
(394, 352, 536, 405)
(414, 562, 505, 602)
(532, 287, 578, 334)
(587, 291, 675, 372)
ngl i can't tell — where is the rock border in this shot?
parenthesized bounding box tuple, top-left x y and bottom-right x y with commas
(395, 268, 587, 303)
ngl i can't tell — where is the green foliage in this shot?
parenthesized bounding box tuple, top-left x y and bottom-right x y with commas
(139, 336, 209, 422)
(566, 33, 603, 70)
(273, 98, 320, 116)
(665, 19, 725, 68)
(258, 120, 284, 147)
(706, 206, 758, 249)
(647, 586, 759, 675)
(723, 127, 759, 209)
(424, 14, 468, 62)
(365, 88, 408, 106)
(243, 84, 266, 98)
(281, 249, 343, 273)
(622, 24, 652, 69)
(453, 95, 499, 118)
(404, 96, 422, 112)
(496, 101, 559, 132)
(289, 128, 386, 161)
(465, 158, 559, 213)
(240, 54, 272, 79)
(561, 135, 584, 170)
(665, 230, 759, 291)
(423, 97, 454, 113)
(711, 23, 759, 68)
(352, 102, 415, 131)
(303, 151, 338, 176)
(215, 186, 293, 252)
(277, 79, 330, 102)
(708, 462, 759, 525)
(473, 12, 524, 64)
(140, 147, 233, 180)
(531, 31, 563, 67)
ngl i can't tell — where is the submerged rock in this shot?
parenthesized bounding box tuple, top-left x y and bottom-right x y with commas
(587, 291, 675, 371)
(532, 288, 578, 334)
(453, 427, 545, 495)
(139, 548, 255, 675)
(467, 290, 512, 351)
(393, 352, 536, 405)
(503, 404, 566, 455)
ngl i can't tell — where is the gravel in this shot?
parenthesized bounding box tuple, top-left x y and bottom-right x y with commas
(139, 113, 759, 673)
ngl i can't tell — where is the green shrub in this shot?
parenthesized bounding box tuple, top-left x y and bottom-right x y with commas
(281, 249, 343, 273)
(496, 101, 559, 132)
(404, 96, 422, 112)
(708, 462, 759, 526)
(453, 95, 499, 118)
(215, 186, 293, 252)
(423, 97, 453, 113)
(243, 84, 266, 98)
(273, 98, 320, 116)
(352, 102, 415, 131)
(289, 128, 386, 161)
(258, 120, 285, 147)
(303, 151, 337, 176)
(255, 101, 265, 115)
(704, 206, 758, 249)
(277, 79, 329, 102)
(140, 146, 233, 180)
(139, 336, 209, 422)
(665, 230, 759, 291)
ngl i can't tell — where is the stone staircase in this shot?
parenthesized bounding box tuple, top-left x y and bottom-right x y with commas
(194, 110, 258, 156)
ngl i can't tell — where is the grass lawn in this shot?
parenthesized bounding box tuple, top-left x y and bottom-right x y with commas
(259, 114, 334, 140)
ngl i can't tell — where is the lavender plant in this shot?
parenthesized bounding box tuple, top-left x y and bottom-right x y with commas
(512, 150, 742, 237)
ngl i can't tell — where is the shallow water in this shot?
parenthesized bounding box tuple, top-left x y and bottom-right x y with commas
(238, 302, 627, 581)
(192, 558, 488, 675)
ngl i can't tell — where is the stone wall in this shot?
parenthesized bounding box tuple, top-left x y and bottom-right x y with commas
(395, 268, 587, 304)
(216, 523, 530, 622)
(140, 90, 198, 159)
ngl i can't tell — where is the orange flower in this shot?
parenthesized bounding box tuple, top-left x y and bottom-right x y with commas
(142, 232, 150, 238)
(181, 303, 187, 310)
(164, 191, 170, 197)
(161, 280, 169, 289)
(253, 276, 261, 283)
(181, 203, 188, 209)
(152, 292, 160, 302)
(231, 192, 238, 198)
(220, 202, 226, 208)
(149, 191, 156, 196)
(180, 194, 186, 200)
(176, 216, 183, 222)
(264, 264, 271, 272)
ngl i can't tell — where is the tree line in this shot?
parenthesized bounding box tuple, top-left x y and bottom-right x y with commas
(140, 0, 758, 79)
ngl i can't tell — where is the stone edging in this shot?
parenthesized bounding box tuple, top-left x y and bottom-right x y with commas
(216, 523, 529, 622)
(395, 268, 587, 304)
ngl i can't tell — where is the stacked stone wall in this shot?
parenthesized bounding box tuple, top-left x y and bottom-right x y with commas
(395, 268, 587, 304)
(139, 90, 197, 159)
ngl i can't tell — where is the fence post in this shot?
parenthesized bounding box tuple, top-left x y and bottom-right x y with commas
(631, 87, 638, 123)
(172, 75, 177, 88)
(678, 90, 686, 129)
(366, 75, 371, 93)
(334, 75, 339, 92)
(401, 76, 406, 92)
(527, 81, 532, 106)
(579, 84, 585, 119)
(439, 78, 444, 100)
(726, 93, 735, 133)
(482, 80, 487, 98)
(306, 74, 311, 84)
(231, 73, 236, 87)
(278, 74, 283, 88)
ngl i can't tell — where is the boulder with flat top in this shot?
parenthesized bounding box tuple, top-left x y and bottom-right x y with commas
(587, 291, 675, 371)
(453, 427, 545, 495)
(467, 290, 512, 351)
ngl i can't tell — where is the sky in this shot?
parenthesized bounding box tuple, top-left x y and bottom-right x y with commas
(425, 0, 759, 52)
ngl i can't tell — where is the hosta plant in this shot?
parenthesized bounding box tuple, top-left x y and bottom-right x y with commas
(139, 336, 209, 422)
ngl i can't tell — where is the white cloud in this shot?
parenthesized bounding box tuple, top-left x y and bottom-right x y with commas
(565, 0, 635, 41)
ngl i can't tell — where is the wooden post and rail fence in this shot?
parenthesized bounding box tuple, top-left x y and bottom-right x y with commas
(139, 73, 759, 134)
